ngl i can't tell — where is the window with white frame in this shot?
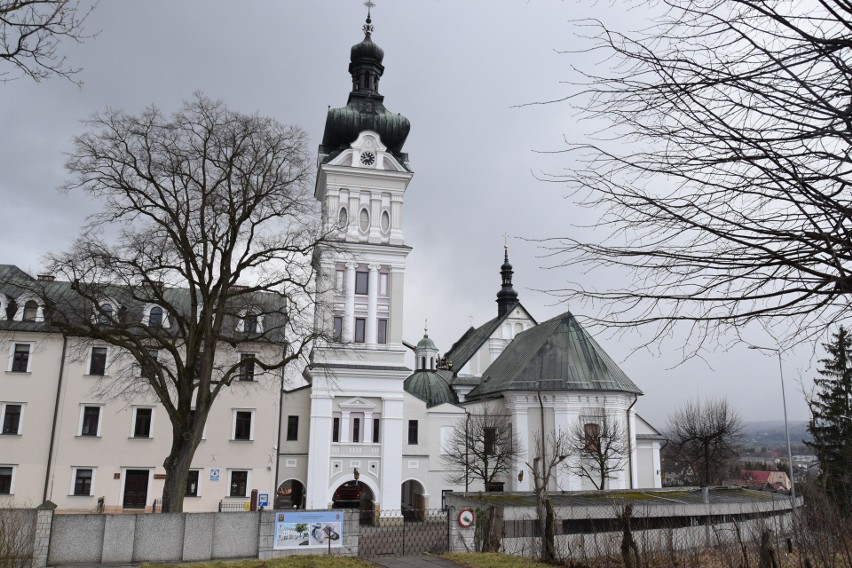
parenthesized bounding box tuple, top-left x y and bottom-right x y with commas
(71, 467, 94, 496)
(232, 409, 254, 441)
(132, 407, 153, 438)
(8, 343, 31, 373)
(97, 302, 114, 325)
(228, 469, 249, 497)
(237, 309, 263, 334)
(79, 405, 102, 437)
(147, 306, 165, 328)
(21, 299, 40, 322)
(1, 403, 23, 435)
(0, 465, 15, 495)
(88, 346, 108, 376)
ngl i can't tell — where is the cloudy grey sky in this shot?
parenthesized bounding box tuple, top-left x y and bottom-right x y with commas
(0, 0, 825, 428)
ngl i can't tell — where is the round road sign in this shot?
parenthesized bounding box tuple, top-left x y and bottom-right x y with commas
(458, 508, 475, 528)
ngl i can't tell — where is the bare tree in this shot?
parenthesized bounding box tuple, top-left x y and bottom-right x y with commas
(0, 0, 95, 83)
(667, 398, 743, 486)
(527, 429, 569, 564)
(443, 404, 521, 490)
(567, 414, 628, 490)
(540, 0, 852, 350)
(2, 94, 326, 512)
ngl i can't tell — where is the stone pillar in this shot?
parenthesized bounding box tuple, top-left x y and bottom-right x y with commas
(380, 397, 404, 511)
(343, 263, 356, 343)
(33, 500, 56, 568)
(366, 264, 379, 344)
(306, 394, 334, 509)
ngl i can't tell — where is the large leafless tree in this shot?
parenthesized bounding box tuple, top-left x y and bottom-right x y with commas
(542, 0, 852, 349)
(0, 0, 94, 83)
(443, 405, 521, 490)
(9, 95, 326, 512)
(528, 429, 569, 564)
(666, 398, 743, 486)
(566, 414, 628, 490)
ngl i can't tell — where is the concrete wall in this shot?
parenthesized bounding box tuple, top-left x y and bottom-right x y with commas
(37, 509, 358, 566)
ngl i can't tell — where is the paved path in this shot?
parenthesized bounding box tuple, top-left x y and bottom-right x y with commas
(370, 555, 465, 568)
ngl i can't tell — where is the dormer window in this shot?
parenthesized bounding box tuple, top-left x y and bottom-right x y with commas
(14, 296, 44, 322)
(22, 300, 38, 322)
(148, 307, 163, 327)
(236, 309, 263, 334)
(99, 303, 114, 325)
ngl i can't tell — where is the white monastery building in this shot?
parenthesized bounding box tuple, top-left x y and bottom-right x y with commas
(0, 11, 663, 513)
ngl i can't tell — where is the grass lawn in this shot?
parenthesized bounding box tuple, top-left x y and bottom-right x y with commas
(443, 552, 551, 568)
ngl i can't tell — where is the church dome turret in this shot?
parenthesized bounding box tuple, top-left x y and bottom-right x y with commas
(496, 246, 519, 316)
(320, 10, 411, 162)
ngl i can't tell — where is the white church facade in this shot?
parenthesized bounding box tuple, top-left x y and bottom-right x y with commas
(274, 13, 664, 513)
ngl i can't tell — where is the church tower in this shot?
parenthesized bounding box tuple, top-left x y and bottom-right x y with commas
(305, 8, 414, 511)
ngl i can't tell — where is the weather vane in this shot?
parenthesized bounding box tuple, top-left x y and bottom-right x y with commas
(363, 0, 375, 36)
(424, 318, 428, 336)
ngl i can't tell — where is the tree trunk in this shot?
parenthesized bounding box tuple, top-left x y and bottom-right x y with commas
(160, 429, 201, 512)
(758, 529, 779, 568)
(620, 503, 642, 568)
(543, 497, 556, 563)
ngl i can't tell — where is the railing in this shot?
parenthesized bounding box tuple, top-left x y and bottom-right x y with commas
(218, 499, 250, 512)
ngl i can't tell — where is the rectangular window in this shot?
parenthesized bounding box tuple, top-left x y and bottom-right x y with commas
(377, 319, 388, 344)
(286, 415, 299, 441)
(238, 354, 255, 381)
(333, 316, 343, 342)
(133, 408, 152, 438)
(352, 417, 361, 443)
(379, 273, 389, 296)
(355, 271, 369, 295)
(408, 420, 418, 445)
(484, 427, 497, 455)
(10, 344, 30, 372)
(0, 466, 12, 495)
(229, 470, 248, 497)
(233, 410, 253, 441)
(354, 318, 366, 343)
(2, 404, 22, 435)
(80, 406, 101, 437)
(332, 417, 340, 443)
(373, 418, 380, 443)
(185, 470, 199, 497)
(73, 468, 93, 496)
(88, 347, 107, 375)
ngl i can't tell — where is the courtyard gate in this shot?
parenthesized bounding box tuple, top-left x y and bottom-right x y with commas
(358, 508, 449, 557)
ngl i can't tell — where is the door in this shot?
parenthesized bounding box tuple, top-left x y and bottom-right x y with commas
(123, 470, 149, 509)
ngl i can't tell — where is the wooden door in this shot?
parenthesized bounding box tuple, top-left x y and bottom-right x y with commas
(123, 470, 149, 509)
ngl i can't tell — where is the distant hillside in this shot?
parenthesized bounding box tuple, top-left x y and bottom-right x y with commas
(742, 420, 811, 446)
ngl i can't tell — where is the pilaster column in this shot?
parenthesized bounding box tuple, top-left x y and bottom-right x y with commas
(341, 411, 351, 443)
(509, 403, 530, 492)
(306, 394, 334, 509)
(344, 263, 356, 342)
(367, 264, 379, 344)
(380, 397, 404, 511)
(364, 412, 374, 444)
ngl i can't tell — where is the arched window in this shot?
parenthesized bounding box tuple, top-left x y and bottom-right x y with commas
(148, 306, 163, 327)
(22, 300, 39, 322)
(244, 312, 258, 333)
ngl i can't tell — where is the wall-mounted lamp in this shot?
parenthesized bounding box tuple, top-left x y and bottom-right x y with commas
(353, 467, 360, 481)
(517, 470, 524, 482)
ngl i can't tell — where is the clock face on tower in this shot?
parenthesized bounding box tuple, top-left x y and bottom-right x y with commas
(360, 151, 376, 166)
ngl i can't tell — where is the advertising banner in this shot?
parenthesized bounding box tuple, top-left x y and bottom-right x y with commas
(273, 510, 343, 550)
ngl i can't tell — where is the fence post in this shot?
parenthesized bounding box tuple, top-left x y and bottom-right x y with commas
(33, 500, 57, 568)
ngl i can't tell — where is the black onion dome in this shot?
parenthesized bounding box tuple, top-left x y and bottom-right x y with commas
(496, 247, 519, 316)
(320, 17, 411, 162)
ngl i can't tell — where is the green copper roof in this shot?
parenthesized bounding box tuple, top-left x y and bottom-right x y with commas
(468, 310, 643, 399)
(404, 369, 458, 408)
(416, 334, 437, 351)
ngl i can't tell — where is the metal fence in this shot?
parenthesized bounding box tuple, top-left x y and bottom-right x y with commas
(358, 508, 449, 558)
(218, 499, 251, 512)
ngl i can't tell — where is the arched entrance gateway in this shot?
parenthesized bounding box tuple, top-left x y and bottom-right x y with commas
(401, 479, 427, 520)
(331, 478, 375, 509)
(274, 479, 305, 509)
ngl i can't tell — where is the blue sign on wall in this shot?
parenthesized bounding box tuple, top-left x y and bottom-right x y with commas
(258, 493, 269, 507)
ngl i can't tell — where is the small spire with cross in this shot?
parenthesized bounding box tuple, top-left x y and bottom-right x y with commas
(362, 0, 375, 35)
(424, 318, 428, 337)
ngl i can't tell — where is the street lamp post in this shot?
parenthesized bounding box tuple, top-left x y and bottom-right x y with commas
(749, 345, 797, 517)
